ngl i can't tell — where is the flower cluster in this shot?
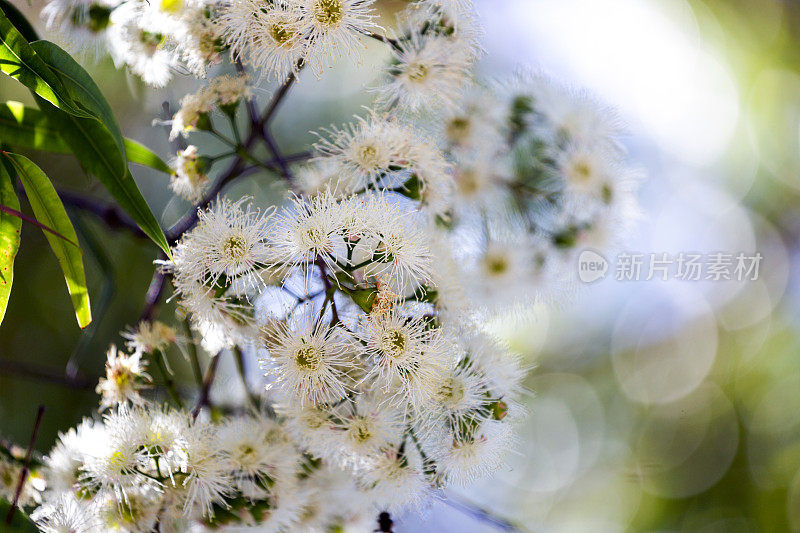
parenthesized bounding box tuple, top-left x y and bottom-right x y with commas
(15, 0, 645, 530)
(43, 0, 225, 86)
(436, 78, 643, 307)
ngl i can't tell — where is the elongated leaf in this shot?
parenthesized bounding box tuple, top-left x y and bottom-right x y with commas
(0, 0, 38, 42)
(0, 100, 71, 153)
(3, 152, 91, 328)
(0, 7, 89, 118)
(0, 158, 21, 325)
(30, 41, 125, 171)
(34, 96, 171, 257)
(0, 203, 78, 245)
(124, 138, 173, 174)
(1, 102, 166, 166)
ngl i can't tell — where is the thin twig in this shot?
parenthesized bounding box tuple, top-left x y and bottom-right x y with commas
(183, 319, 204, 389)
(364, 31, 403, 52)
(0, 358, 94, 389)
(154, 349, 184, 409)
(232, 347, 258, 410)
(315, 258, 340, 325)
(57, 189, 147, 238)
(436, 493, 519, 532)
(192, 352, 221, 419)
(139, 266, 167, 323)
(261, 59, 304, 125)
(5, 405, 44, 524)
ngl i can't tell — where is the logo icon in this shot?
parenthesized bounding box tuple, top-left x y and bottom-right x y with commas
(577, 249, 609, 283)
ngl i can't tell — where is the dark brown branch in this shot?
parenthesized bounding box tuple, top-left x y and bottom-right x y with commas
(5, 405, 44, 525)
(139, 266, 167, 323)
(57, 189, 147, 238)
(0, 358, 94, 389)
(192, 352, 221, 419)
(315, 258, 340, 325)
(364, 32, 402, 52)
(436, 493, 519, 532)
(261, 59, 304, 125)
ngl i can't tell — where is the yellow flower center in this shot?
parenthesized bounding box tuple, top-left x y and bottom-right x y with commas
(223, 235, 248, 261)
(406, 62, 429, 82)
(381, 329, 407, 359)
(350, 418, 372, 442)
(438, 377, 466, 408)
(295, 345, 322, 371)
(314, 0, 343, 26)
(269, 22, 295, 46)
(484, 253, 509, 276)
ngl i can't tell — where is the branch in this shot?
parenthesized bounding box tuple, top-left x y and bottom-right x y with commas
(5, 405, 44, 525)
(436, 493, 519, 532)
(192, 352, 221, 419)
(0, 358, 94, 389)
(139, 266, 167, 323)
(364, 31, 402, 52)
(56, 189, 147, 238)
(261, 59, 304, 125)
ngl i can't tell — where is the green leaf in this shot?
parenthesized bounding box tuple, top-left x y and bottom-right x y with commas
(0, 0, 38, 42)
(33, 96, 172, 257)
(30, 40, 125, 171)
(0, 102, 170, 173)
(0, 7, 90, 118)
(0, 100, 71, 153)
(0, 158, 21, 325)
(0, 499, 38, 532)
(124, 138, 173, 175)
(0, 202, 79, 245)
(2, 152, 91, 328)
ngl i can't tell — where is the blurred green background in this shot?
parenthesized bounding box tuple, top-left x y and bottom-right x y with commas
(4, 0, 800, 531)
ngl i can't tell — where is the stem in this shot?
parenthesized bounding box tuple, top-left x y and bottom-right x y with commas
(5, 405, 44, 525)
(209, 126, 237, 148)
(315, 258, 340, 326)
(364, 31, 403, 52)
(57, 189, 147, 238)
(435, 493, 519, 532)
(183, 319, 204, 389)
(192, 352, 221, 419)
(261, 59, 304, 124)
(139, 266, 167, 323)
(0, 358, 94, 389)
(232, 347, 259, 410)
(153, 349, 184, 409)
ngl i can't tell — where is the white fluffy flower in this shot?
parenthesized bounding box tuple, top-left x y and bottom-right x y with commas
(220, 0, 305, 79)
(359, 309, 450, 407)
(122, 320, 176, 355)
(430, 419, 513, 485)
(295, 0, 379, 75)
(169, 91, 214, 140)
(218, 415, 300, 498)
(268, 190, 349, 276)
(375, 31, 470, 114)
(328, 393, 403, 468)
(261, 306, 356, 406)
(358, 449, 428, 512)
(44, 418, 108, 496)
(41, 0, 116, 58)
(170, 145, 210, 203)
(33, 494, 99, 533)
(179, 421, 231, 517)
(350, 195, 434, 289)
(96, 344, 151, 409)
(312, 112, 452, 206)
(179, 197, 274, 286)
